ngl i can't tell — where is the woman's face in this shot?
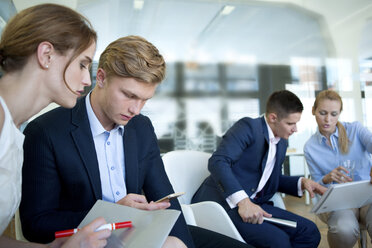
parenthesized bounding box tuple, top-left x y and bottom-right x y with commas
(313, 99, 342, 138)
(51, 42, 96, 108)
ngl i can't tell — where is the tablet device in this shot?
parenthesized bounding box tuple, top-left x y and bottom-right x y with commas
(311, 180, 372, 214)
(79, 200, 180, 248)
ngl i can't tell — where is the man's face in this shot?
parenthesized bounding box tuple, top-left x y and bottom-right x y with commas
(95, 70, 157, 129)
(270, 112, 302, 139)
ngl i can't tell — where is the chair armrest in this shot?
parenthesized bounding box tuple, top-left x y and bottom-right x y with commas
(270, 193, 286, 210)
(181, 204, 197, 226)
(185, 201, 246, 243)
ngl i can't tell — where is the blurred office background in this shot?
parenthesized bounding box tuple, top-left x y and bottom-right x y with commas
(2, 0, 372, 176)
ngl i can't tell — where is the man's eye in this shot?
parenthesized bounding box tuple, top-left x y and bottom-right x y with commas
(124, 93, 134, 98)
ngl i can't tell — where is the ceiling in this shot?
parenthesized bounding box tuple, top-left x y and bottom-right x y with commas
(10, 0, 372, 64)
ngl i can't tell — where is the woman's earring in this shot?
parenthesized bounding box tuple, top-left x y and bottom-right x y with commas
(45, 64, 49, 69)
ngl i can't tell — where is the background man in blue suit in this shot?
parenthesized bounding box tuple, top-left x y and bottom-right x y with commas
(193, 90, 327, 248)
(20, 36, 252, 248)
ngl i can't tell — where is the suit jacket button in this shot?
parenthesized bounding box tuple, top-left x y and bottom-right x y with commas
(251, 188, 256, 192)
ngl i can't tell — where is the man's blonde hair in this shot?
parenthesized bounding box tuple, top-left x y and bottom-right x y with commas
(98, 35, 165, 84)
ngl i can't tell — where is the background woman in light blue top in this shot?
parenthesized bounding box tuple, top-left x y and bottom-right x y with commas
(304, 89, 372, 248)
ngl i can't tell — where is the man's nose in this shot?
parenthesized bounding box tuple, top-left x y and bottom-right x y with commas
(292, 125, 298, 132)
(129, 100, 142, 115)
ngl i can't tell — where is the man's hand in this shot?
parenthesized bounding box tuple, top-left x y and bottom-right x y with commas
(237, 197, 271, 224)
(116, 193, 170, 210)
(301, 178, 327, 198)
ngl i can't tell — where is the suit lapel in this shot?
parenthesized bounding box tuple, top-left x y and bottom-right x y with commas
(260, 116, 269, 172)
(70, 97, 102, 200)
(123, 124, 139, 193)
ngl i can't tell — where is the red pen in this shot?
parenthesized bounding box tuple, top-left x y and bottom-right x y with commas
(55, 221, 132, 238)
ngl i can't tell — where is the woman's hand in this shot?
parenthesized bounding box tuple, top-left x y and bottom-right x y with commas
(322, 166, 352, 184)
(59, 217, 111, 248)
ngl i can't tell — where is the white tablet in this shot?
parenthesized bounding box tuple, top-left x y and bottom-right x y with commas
(79, 200, 180, 248)
(311, 180, 372, 214)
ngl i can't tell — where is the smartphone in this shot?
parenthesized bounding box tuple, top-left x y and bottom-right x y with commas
(155, 192, 185, 203)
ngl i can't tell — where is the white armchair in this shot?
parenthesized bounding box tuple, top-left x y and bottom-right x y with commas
(162, 150, 245, 243)
(162, 150, 287, 243)
(162, 150, 210, 205)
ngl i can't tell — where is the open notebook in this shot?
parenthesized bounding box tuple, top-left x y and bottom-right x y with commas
(311, 180, 372, 214)
(79, 200, 180, 248)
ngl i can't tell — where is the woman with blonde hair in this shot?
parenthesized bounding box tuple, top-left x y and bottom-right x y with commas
(0, 4, 111, 248)
(304, 89, 372, 248)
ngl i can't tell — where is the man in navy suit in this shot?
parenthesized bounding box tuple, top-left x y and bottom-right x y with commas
(20, 36, 252, 248)
(192, 90, 327, 248)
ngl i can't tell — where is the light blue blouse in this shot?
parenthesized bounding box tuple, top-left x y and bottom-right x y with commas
(304, 121, 372, 187)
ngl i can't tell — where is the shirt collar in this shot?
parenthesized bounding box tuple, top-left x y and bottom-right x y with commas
(85, 92, 124, 137)
(315, 126, 339, 144)
(264, 115, 280, 145)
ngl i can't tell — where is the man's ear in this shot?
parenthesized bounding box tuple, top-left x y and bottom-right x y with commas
(37, 41, 53, 69)
(267, 112, 277, 123)
(96, 68, 106, 88)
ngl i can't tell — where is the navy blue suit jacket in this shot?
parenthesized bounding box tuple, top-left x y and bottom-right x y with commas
(20, 97, 194, 247)
(192, 116, 300, 209)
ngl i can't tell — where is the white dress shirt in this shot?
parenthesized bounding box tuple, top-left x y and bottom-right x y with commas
(250, 119, 280, 199)
(86, 94, 126, 203)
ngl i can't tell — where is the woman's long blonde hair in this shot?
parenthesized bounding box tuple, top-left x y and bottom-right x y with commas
(313, 90, 349, 154)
